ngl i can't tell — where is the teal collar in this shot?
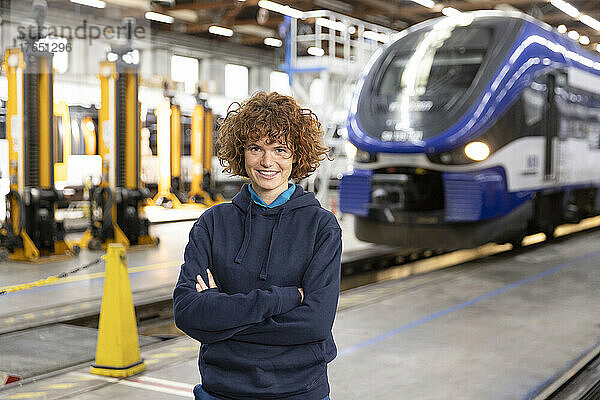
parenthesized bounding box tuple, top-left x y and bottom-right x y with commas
(248, 184, 295, 208)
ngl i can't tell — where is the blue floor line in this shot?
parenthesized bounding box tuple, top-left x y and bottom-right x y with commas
(337, 248, 600, 358)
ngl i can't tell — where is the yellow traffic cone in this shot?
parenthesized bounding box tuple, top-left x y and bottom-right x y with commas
(90, 244, 146, 377)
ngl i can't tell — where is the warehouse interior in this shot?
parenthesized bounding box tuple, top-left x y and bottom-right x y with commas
(1, 0, 600, 399)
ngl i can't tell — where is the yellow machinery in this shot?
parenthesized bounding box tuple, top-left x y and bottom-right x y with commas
(53, 100, 71, 183)
(79, 20, 157, 250)
(188, 96, 223, 205)
(81, 116, 97, 156)
(151, 85, 221, 208)
(0, 16, 79, 262)
(151, 95, 186, 208)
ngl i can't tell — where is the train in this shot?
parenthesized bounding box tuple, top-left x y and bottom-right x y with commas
(339, 11, 600, 250)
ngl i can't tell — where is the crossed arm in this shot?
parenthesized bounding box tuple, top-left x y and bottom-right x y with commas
(173, 220, 342, 345)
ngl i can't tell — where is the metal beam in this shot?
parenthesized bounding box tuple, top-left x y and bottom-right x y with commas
(398, 0, 549, 15)
(161, 1, 237, 11)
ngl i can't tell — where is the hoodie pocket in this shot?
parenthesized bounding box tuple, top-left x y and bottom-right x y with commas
(200, 340, 326, 397)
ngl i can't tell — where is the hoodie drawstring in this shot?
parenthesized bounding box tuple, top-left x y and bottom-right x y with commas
(234, 201, 253, 264)
(259, 208, 284, 281)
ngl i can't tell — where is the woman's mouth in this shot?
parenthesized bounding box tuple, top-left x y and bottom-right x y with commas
(257, 170, 280, 179)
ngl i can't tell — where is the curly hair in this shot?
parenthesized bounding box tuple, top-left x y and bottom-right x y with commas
(216, 91, 329, 181)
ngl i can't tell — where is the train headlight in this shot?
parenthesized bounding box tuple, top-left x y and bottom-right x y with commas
(345, 142, 357, 159)
(464, 141, 490, 161)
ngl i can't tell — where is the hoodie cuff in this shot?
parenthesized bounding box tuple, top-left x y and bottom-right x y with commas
(273, 286, 302, 315)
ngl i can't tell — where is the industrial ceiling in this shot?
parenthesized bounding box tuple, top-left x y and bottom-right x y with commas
(60, 0, 600, 51)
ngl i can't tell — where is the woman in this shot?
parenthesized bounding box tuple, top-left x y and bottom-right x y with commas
(173, 91, 342, 400)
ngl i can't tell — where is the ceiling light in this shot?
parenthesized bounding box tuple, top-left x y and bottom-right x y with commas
(549, 0, 580, 18)
(441, 7, 462, 17)
(208, 26, 233, 36)
(567, 30, 580, 40)
(70, 0, 105, 8)
(258, 0, 304, 19)
(348, 26, 356, 34)
(363, 30, 389, 43)
(579, 35, 590, 45)
(264, 37, 282, 47)
(70, 0, 106, 7)
(107, 52, 118, 62)
(145, 11, 174, 24)
(557, 24, 567, 33)
(579, 15, 600, 31)
(315, 17, 346, 31)
(409, 0, 435, 8)
(307, 46, 324, 56)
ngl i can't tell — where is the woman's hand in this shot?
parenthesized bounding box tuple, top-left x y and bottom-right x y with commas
(196, 269, 218, 292)
(298, 288, 304, 303)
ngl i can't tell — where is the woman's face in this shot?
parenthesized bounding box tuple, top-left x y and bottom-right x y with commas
(244, 137, 294, 198)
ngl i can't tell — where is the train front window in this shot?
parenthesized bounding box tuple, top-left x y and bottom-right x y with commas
(365, 21, 493, 141)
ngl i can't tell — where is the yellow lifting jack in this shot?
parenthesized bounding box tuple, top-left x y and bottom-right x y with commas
(78, 18, 157, 251)
(188, 91, 224, 206)
(0, 1, 79, 262)
(150, 83, 186, 208)
(150, 85, 223, 208)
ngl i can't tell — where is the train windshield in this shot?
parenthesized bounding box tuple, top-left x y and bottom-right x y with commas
(361, 20, 495, 141)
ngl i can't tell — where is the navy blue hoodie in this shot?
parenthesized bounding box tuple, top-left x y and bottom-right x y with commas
(173, 184, 342, 400)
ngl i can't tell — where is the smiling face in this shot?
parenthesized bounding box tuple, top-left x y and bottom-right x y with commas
(244, 137, 295, 204)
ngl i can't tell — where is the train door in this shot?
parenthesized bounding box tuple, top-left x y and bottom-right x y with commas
(543, 74, 557, 181)
(543, 71, 568, 182)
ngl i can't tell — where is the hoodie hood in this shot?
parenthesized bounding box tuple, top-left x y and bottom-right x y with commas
(231, 184, 320, 280)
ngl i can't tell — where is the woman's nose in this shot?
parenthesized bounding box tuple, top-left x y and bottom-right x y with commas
(260, 151, 274, 166)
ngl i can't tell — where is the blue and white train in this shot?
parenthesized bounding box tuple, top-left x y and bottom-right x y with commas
(339, 11, 600, 249)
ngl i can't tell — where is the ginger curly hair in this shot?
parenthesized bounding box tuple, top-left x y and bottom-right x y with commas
(216, 91, 329, 181)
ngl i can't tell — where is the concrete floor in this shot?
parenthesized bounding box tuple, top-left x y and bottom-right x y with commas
(2, 227, 600, 399)
(0, 213, 376, 333)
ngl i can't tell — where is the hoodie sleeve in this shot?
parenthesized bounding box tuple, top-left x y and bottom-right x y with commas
(231, 226, 342, 346)
(173, 220, 302, 344)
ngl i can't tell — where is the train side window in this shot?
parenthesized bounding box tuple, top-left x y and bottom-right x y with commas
(522, 79, 546, 128)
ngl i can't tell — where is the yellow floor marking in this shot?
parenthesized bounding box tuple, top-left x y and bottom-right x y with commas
(0, 260, 181, 291)
(145, 359, 159, 365)
(43, 309, 55, 316)
(149, 352, 179, 358)
(42, 383, 77, 389)
(72, 375, 97, 381)
(7, 393, 48, 399)
(4, 317, 16, 324)
(23, 313, 35, 320)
